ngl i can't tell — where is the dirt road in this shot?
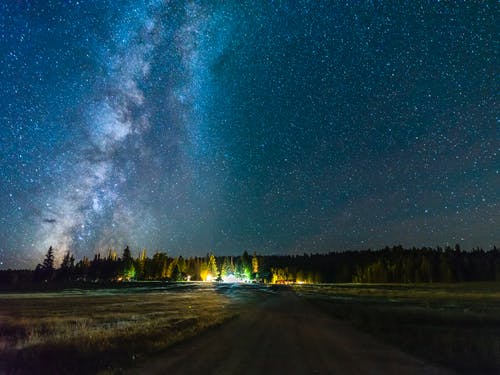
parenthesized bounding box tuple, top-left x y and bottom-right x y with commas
(133, 290, 454, 375)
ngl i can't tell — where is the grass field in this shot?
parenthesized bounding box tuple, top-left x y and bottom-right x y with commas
(2, 282, 499, 374)
(0, 283, 270, 374)
(293, 282, 500, 375)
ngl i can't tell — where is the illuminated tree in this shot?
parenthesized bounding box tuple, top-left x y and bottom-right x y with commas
(220, 257, 234, 279)
(166, 258, 177, 279)
(271, 267, 290, 284)
(252, 254, 259, 274)
(125, 263, 136, 280)
(236, 251, 251, 280)
(296, 269, 305, 283)
(121, 246, 135, 281)
(208, 254, 218, 280)
(200, 261, 209, 281)
(177, 256, 186, 275)
(171, 263, 183, 281)
(161, 259, 169, 279)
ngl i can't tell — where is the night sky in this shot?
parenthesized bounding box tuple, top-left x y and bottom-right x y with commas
(1, 1, 498, 268)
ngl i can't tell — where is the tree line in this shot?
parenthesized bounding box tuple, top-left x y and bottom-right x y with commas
(31, 246, 259, 283)
(1, 244, 499, 286)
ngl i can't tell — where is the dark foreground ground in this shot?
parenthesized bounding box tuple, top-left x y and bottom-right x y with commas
(2, 283, 498, 374)
(133, 290, 454, 375)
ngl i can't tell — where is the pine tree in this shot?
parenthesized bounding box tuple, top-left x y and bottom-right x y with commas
(220, 257, 234, 280)
(42, 246, 55, 271)
(251, 253, 259, 280)
(207, 254, 218, 280)
(200, 260, 209, 281)
(34, 246, 56, 282)
(121, 246, 135, 281)
(60, 251, 72, 270)
(56, 250, 75, 281)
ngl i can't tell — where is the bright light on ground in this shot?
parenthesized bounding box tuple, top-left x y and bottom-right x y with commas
(220, 274, 251, 283)
(221, 274, 240, 283)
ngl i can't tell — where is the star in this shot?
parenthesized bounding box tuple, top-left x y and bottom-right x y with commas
(0, 1, 497, 268)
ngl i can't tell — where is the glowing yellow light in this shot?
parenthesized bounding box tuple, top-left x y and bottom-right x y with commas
(206, 274, 213, 282)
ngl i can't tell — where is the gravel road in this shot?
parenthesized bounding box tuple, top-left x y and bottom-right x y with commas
(133, 289, 455, 375)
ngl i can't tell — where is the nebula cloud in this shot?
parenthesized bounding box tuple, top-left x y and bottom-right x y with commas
(0, 1, 497, 268)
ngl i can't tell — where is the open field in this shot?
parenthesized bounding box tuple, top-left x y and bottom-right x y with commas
(293, 283, 500, 374)
(1, 282, 499, 374)
(0, 283, 274, 374)
(133, 288, 454, 375)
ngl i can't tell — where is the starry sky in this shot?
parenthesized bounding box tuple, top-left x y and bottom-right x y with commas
(0, 1, 498, 268)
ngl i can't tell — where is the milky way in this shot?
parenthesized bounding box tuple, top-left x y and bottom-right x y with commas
(0, 1, 498, 268)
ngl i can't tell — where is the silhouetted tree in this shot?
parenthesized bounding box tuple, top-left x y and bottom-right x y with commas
(43, 246, 55, 271)
(34, 246, 55, 282)
(26, 243, 500, 285)
(56, 251, 75, 281)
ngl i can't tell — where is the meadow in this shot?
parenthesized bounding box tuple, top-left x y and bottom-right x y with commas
(294, 282, 500, 374)
(1, 282, 499, 374)
(0, 283, 271, 374)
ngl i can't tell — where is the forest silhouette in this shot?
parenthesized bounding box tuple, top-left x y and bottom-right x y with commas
(2, 244, 499, 286)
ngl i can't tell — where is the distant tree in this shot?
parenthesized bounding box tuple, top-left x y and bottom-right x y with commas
(200, 260, 209, 281)
(124, 263, 136, 281)
(88, 253, 102, 280)
(136, 249, 147, 279)
(122, 246, 132, 262)
(237, 251, 251, 280)
(43, 246, 55, 271)
(271, 267, 292, 284)
(177, 256, 186, 275)
(296, 269, 305, 283)
(121, 246, 135, 281)
(207, 254, 218, 280)
(56, 251, 75, 281)
(252, 253, 259, 277)
(185, 257, 198, 280)
(439, 253, 454, 282)
(107, 248, 118, 261)
(61, 251, 75, 270)
(160, 258, 169, 279)
(166, 258, 177, 280)
(28, 244, 500, 284)
(151, 252, 167, 279)
(220, 257, 234, 280)
(34, 246, 56, 282)
(171, 263, 186, 281)
(74, 256, 90, 280)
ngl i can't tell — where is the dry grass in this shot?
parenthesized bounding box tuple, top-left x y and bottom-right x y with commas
(0, 283, 259, 374)
(294, 282, 500, 375)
